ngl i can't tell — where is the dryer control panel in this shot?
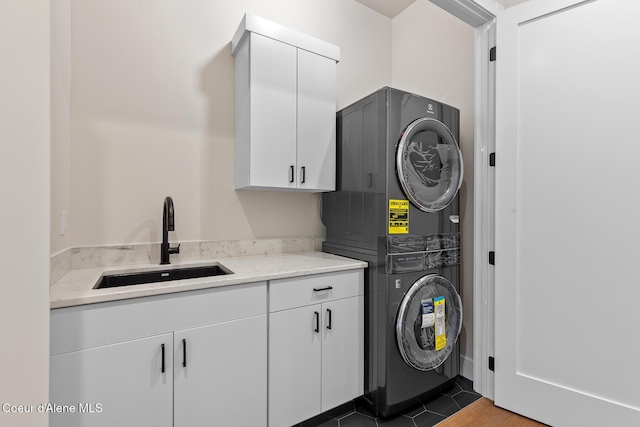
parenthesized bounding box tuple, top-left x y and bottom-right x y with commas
(386, 234, 460, 274)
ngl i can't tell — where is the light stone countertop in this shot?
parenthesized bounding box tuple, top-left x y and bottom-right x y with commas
(50, 251, 367, 309)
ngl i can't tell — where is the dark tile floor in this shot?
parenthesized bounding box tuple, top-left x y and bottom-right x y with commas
(295, 376, 482, 427)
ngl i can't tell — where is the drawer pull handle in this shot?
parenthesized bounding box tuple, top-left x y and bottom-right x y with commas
(313, 286, 333, 292)
(314, 311, 320, 333)
(182, 339, 187, 368)
(327, 309, 332, 330)
(161, 344, 165, 373)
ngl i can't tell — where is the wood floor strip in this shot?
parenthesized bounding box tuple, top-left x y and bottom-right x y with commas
(436, 398, 548, 427)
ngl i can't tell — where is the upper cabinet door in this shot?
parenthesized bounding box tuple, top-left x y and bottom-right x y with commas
(297, 49, 336, 192)
(249, 33, 297, 189)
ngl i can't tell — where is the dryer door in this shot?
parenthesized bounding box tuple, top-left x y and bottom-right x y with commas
(396, 274, 462, 371)
(396, 118, 463, 212)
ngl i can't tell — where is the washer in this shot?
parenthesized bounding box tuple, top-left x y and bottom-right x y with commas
(322, 87, 464, 417)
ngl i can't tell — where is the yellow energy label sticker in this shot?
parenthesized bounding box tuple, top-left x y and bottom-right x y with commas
(389, 199, 409, 234)
(434, 296, 446, 351)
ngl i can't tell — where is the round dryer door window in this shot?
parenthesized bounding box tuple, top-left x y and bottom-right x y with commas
(396, 274, 462, 371)
(396, 118, 463, 212)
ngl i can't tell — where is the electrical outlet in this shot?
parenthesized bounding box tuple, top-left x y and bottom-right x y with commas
(60, 210, 68, 236)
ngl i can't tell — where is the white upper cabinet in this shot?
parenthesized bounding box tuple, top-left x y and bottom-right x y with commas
(232, 14, 339, 192)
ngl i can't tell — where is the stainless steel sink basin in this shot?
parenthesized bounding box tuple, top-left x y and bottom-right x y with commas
(94, 264, 233, 289)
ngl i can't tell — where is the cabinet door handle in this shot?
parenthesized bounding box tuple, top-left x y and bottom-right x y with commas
(182, 339, 187, 368)
(289, 165, 295, 183)
(161, 344, 165, 373)
(301, 166, 306, 184)
(327, 309, 332, 330)
(313, 286, 333, 292)
(314, 311, 320, 333)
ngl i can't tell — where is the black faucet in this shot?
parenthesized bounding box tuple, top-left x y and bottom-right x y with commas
(160, 196, 180, 265)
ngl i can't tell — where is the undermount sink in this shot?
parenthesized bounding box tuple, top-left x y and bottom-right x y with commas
(94, 263, 233, 289)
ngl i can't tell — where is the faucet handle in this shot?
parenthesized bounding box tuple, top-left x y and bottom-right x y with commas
(168, 244, 180, 255)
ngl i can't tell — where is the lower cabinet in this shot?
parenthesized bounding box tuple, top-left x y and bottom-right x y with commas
(268, 270, 364, 427)
(49, 270, 364, 427)
(50, 333, 174, 427)
(50, 282, 267, 427)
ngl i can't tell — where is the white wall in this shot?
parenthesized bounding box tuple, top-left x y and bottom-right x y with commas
(55, 0, 391, 249)
(392, 0, 476, 376)
(499, 0, 529, 8)
(51, 0, 71, 256)
(51, 0, 476, 376)
(0, 2, 50, 426)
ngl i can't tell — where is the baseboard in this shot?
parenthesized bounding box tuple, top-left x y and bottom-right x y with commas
(460, 355, 474, 381)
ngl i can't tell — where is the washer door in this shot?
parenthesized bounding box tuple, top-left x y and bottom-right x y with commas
(396, 118, 463, 212)
(396, 274, 462, 371)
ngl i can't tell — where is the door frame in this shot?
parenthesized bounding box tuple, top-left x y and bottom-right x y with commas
(427, 0, 500, 399)
(471, 16, 496, 400)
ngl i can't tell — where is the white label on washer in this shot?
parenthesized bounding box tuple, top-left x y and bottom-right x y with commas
(434, 296, 446, 351)
(421, 299, 434, 328)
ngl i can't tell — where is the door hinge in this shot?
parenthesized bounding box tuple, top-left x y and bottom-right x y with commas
(489, 356, 495, 372)
(489, 251, 495, 265)
(489, 152, 496, 167)
(490, 46, 496, 62)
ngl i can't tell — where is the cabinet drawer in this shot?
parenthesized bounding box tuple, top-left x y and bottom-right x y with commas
(269, 270, 363, 312)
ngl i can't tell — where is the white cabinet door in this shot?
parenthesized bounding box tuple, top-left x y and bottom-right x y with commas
(297, 49, 336, 191)
(50, 333, 173, 427)
(269, 305, 322, 427)
(249, 33, 297, 189)
(173, 315, 267, 427)
(321, 296, 364, 412)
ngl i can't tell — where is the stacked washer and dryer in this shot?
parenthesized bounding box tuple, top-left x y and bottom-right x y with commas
(322, 87, 464, 417)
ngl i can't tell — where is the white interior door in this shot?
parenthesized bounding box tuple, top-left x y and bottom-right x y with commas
(495, 0, 640, 425)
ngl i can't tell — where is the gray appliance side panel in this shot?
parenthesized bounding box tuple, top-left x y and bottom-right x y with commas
(322, 88, 387, 251)
(322, 100, 364, 247)
(441, 103, 461, 142)
(372, 89, 388, 242)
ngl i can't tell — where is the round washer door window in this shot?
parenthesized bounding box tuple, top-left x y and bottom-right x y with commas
(396, 274, 462, 371)
(396, 118, 463, 212)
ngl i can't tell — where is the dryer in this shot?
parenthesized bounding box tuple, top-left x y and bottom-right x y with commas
(322, 87, 463, 248)
(322, 87, 464, 417)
